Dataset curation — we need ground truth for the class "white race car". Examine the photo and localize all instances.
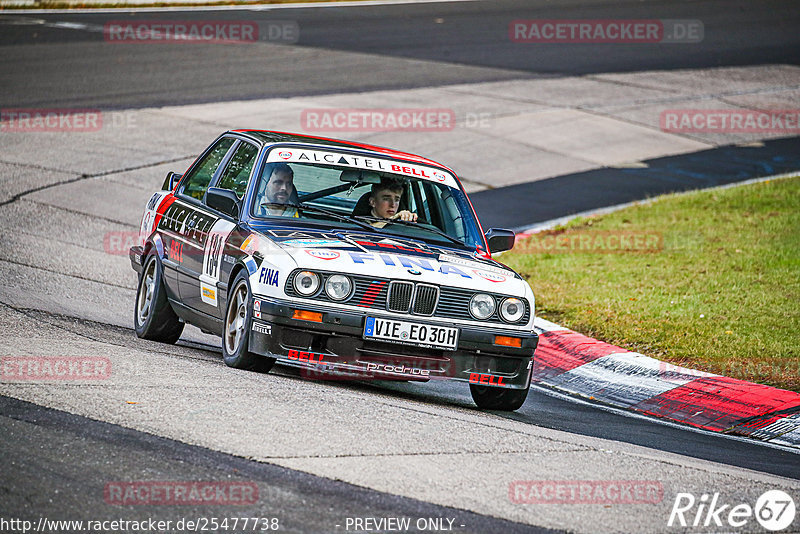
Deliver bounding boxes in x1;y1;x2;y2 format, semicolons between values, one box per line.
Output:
131;130;538;410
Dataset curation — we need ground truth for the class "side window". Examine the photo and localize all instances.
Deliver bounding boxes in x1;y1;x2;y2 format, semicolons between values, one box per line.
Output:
216;142;258;199
438;187;467;240
409;181;432;223
178;137;235;201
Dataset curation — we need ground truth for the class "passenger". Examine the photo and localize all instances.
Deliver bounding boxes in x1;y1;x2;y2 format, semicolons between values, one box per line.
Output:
261;163;298;218
369;177;417;224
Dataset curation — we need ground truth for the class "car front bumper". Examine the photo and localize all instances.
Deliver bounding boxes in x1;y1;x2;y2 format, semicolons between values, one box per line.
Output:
248;296;538;389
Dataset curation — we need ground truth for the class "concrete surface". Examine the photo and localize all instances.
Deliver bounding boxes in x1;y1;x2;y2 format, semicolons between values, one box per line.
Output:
1;63;799;533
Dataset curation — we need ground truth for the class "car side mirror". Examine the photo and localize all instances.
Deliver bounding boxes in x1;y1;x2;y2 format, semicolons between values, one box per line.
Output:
485;228;516;253
206;187;240;218
162;171;182;191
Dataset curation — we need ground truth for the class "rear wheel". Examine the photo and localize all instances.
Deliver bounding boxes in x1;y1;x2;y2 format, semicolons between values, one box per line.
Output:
470;383;529;411
134;253;184;343
222;271;275;372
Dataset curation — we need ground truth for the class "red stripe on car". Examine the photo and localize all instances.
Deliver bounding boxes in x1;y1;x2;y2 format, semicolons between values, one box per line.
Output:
358;281;386;307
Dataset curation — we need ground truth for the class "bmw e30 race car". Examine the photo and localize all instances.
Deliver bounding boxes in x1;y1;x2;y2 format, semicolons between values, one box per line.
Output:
130;130;538;410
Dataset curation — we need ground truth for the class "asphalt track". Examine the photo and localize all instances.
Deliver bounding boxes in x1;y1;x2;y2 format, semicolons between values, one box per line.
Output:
2;1;800;532
474;135;800;230
0;0;799;108
0;395;554;534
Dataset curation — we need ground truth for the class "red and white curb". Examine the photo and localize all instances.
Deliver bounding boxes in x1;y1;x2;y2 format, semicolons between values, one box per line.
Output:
532;318;800;449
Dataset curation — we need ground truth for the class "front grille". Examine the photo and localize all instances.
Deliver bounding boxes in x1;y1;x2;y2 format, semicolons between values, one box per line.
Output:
284;270;529;325
412;284;438;316
387;281;413;312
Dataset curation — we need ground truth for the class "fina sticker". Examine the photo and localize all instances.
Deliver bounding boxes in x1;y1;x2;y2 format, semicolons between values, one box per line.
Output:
305;249;340;260
258;267;279;287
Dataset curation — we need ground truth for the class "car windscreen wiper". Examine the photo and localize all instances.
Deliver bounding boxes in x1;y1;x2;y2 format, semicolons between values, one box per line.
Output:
261;202;378;233
352;215;466;247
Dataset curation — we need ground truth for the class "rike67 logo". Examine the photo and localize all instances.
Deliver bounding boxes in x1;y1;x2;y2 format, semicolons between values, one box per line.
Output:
668;490;796;531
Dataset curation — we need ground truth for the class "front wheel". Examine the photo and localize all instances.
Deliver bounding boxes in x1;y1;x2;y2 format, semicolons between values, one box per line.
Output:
222;271;275;372
470;383;529;411
134;253;184;344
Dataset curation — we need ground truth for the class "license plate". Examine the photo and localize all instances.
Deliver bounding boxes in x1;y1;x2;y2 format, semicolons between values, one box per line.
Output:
363;317;458;350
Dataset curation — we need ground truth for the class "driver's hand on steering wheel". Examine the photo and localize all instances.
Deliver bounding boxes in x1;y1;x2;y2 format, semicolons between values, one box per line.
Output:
390;210;418;222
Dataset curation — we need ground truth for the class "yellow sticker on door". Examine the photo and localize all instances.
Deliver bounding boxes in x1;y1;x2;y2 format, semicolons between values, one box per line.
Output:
201;283;217;306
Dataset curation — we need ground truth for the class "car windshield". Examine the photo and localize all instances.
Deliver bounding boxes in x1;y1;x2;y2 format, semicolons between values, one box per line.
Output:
250;150;484;250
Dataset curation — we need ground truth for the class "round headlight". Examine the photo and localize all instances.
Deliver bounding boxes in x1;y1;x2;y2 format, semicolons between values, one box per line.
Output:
500;298;525;322
325;274;352;300
293;271;320;296
469;294;495;320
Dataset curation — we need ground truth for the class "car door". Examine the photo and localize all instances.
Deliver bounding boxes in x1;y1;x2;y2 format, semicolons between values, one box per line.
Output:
195;140;260;317
177;138;259;316
164;136;236;311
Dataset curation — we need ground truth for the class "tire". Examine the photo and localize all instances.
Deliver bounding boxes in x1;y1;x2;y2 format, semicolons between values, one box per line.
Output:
222;270;276;372
470;383;530;411
134;253;184;344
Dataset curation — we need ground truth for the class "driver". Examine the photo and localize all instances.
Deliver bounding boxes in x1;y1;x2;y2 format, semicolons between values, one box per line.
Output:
261;163;298;218
369;177;417;224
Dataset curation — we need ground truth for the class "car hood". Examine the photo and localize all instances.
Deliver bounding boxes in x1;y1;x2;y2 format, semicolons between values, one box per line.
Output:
253;226;529;295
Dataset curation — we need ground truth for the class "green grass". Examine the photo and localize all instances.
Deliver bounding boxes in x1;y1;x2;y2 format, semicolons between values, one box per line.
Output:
503;176;800;392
